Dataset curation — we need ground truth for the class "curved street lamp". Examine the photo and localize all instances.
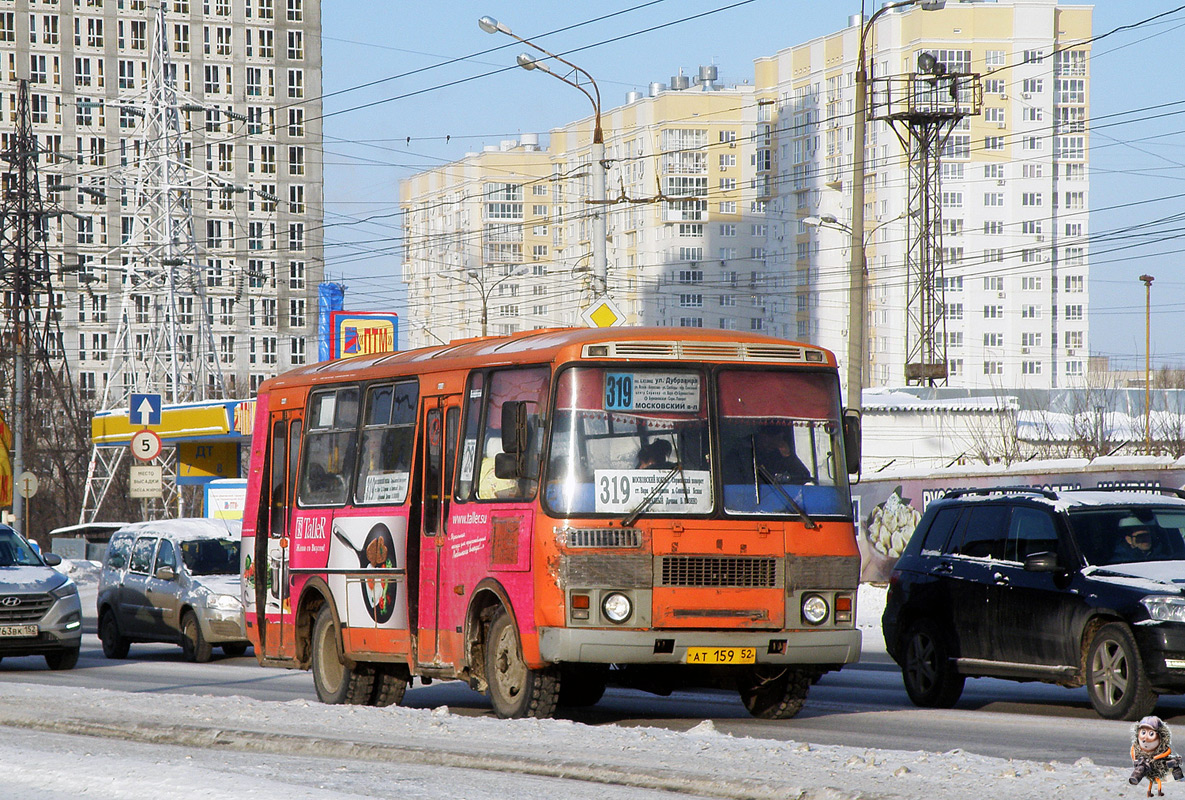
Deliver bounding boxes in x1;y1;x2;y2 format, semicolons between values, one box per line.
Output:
479;15;607;298
451;264;530;338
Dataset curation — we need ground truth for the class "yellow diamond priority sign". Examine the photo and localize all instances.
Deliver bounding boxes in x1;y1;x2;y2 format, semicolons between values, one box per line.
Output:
580;296;625;328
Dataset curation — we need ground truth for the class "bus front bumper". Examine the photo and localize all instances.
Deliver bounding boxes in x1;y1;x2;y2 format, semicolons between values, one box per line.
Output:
538;626;861;666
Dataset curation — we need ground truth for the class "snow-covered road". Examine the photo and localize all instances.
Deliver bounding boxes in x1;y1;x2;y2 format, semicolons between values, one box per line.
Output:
0;564;1154;799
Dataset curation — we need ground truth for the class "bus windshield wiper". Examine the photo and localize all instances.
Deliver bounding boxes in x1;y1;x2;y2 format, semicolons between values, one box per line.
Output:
623;462;683;527
756;464;818;530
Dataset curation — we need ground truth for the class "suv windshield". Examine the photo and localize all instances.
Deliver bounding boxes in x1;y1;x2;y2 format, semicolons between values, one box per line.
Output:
0;528;41;567
1068;508;1185;566
179;538;240;575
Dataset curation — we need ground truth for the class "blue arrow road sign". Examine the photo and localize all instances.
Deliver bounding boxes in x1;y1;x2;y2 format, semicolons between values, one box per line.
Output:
130;393;162;426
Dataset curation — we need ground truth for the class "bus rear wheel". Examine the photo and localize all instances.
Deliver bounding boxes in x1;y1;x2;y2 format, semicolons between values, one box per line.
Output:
312;605;374;705
485;608;559;719
737;665;811;720
369;663;410;707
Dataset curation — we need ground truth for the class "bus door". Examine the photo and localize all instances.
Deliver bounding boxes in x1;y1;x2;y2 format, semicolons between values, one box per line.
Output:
415;395;460;667
262;410;301;661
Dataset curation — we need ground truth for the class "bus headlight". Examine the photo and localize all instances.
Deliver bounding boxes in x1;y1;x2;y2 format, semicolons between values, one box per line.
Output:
602;592;632;624
801;593;829;625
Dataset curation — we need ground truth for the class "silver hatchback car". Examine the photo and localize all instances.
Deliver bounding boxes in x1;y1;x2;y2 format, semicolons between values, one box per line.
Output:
0;525;82;669
97;518;249;662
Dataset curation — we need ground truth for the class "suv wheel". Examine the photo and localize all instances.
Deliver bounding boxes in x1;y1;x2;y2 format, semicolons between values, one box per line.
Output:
1086;622;1157;721
901;620;965;708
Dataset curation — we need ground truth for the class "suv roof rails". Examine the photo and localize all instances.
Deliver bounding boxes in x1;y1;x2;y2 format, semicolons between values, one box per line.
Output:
942;486;1059;501
1062;486;1185;500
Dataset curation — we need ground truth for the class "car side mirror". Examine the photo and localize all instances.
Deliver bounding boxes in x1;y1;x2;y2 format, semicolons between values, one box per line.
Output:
842;409;861;476
42;553;62;567
154;565;177;581
1023;551;1060;573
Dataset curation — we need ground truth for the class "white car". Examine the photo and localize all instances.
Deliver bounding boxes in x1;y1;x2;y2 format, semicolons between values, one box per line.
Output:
96;519;249;662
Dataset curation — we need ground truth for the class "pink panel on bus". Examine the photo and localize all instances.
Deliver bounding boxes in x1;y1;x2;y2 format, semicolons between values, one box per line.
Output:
442;503;536;632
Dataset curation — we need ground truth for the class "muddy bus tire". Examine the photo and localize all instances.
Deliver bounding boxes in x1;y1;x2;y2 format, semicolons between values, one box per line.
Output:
737;665;811;720
312;605;374;705
369;663;410;707
485;607;560;719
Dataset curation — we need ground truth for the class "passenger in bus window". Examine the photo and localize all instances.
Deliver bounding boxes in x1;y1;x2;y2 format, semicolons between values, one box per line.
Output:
636;440;674;470
477;438;518;500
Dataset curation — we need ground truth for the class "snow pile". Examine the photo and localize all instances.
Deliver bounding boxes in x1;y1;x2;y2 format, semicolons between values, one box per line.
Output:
0;681;1140;800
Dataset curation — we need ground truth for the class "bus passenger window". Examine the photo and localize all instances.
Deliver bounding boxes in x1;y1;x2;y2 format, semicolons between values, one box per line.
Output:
355;381;419;505
299;386;359;507
475;367;549;502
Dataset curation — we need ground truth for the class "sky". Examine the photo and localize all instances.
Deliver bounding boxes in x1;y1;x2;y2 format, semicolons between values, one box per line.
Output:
315;1;1185;369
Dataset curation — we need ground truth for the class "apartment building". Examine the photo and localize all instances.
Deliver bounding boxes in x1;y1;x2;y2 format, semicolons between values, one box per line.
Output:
0;0;322;399
402;74;786;349
757;0;1090;389
401;0;1091;391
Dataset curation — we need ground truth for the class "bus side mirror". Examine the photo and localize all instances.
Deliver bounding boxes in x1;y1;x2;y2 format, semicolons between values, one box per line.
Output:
842;409;861;476
500;401;528;455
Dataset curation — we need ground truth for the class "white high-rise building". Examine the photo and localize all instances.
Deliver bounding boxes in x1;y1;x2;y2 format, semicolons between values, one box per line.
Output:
756;0;1090;389
0;0;323;399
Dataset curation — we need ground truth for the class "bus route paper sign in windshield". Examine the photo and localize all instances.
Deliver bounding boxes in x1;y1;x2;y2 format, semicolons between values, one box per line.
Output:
604;373;701;412
594;469;712;514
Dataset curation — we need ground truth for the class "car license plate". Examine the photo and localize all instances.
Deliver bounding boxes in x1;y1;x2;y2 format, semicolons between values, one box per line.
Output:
685;646;756;665
0;624;38;638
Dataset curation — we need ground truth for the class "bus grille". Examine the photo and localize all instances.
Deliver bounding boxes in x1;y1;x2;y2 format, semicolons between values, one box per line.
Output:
561;527;642;549
786;555;860;592
659;556;779;588
581;341;820;363
0;593;52;624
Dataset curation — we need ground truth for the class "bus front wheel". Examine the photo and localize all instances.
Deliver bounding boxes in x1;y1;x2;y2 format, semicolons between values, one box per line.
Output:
312;605;374;705
485;607;559;719
737;665;811;720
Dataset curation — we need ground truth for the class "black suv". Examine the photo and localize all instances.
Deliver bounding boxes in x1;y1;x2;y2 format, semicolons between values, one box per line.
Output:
883;487;1185;721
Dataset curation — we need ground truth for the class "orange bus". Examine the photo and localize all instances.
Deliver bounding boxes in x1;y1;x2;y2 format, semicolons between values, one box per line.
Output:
242;327;863;719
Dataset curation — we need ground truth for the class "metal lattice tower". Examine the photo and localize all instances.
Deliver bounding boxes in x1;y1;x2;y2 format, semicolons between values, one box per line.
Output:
872;59;981;386
0;80;89;536
82;5;227;521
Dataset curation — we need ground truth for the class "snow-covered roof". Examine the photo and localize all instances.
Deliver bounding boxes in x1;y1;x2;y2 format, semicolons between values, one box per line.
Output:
862;387;1018;412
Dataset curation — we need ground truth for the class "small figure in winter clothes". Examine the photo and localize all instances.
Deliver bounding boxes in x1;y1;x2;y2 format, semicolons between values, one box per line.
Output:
1130;716;1185;797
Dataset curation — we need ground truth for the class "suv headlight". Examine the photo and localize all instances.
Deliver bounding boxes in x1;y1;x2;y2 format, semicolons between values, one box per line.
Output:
207;593;242;611
49;579;78;600
1142;595;1185;623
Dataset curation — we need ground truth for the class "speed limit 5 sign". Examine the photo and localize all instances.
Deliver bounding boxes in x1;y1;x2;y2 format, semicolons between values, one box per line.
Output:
130;429;163;462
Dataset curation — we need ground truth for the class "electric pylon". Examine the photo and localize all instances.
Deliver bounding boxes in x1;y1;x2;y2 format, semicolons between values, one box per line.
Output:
81;5;227;521
872;54;981;385
0;80;89;539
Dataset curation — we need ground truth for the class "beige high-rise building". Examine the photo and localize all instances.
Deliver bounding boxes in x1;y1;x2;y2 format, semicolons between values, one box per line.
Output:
402;0;1091;392
757;0;1090;390
0;0;323;399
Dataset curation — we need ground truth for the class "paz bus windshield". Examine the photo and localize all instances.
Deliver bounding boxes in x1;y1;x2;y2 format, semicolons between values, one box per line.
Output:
544;366;850;518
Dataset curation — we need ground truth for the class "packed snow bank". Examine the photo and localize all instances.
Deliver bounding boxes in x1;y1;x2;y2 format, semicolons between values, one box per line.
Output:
0;681;1136;800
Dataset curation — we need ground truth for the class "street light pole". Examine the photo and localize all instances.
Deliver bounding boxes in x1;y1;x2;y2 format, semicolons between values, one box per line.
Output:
1140;273;1154;449
480;16;607;298
849;0;944;414
453;265;529;338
